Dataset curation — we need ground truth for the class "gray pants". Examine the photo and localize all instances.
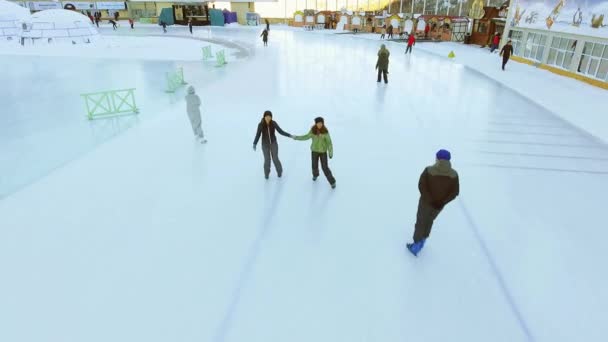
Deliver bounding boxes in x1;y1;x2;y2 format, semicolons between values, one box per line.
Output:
192;124;204;138
413;198;441;243
262;142;282;177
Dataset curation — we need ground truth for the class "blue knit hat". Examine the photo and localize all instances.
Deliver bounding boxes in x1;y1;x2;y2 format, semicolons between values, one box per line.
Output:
436;149;451;161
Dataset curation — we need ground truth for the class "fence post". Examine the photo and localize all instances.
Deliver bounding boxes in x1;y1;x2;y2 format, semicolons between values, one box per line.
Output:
216;50;227;67
202;45;213;60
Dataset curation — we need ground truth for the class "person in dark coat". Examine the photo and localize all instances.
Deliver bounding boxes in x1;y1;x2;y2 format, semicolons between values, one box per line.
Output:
161;21;167;33
109;19;117;30
260;29;269;46
500;40;514;70
265;19;270;31
376;44;390;84
405;33;415;54
253;111;292;179
387;24;394;39
188;19;193;34
490;32;500;53
407;149;460;256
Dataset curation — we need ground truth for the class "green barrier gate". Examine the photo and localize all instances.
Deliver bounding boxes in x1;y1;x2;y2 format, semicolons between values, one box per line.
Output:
202;45;213;61
216;50;227;67
166;67;187;93
81;88;139;120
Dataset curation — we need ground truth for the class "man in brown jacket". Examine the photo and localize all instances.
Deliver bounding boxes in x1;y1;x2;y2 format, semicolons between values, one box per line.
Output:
407;149;460;256
376;44;390;84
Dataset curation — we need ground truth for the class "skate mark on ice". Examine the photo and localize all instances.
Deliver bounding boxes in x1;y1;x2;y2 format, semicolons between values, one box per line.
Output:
459;199;534;342
213;181;285;342
474;150;608;162
472;140;606;149
465;163;608;175
482;130;592;139
488;122;569;129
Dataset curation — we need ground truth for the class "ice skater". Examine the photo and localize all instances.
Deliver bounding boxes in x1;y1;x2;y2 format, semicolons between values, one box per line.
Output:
387;24;394;39
376;44;390;84
161;21;167;33
490;32;500;53
260;29;268;46
500;40;514;70
293;117;336;189
253;111;292;179
265;19;270;31
406;150;460;257
188;18;193;34
380;25;386;39
185;86;206;144
128;18;134;29
405;32;415;54
109;19;117;30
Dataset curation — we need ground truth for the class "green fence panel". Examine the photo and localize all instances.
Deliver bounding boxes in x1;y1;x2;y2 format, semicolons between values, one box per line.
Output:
202;45;213;61
165;67;187;93
81;88;139;120
216;50;227;67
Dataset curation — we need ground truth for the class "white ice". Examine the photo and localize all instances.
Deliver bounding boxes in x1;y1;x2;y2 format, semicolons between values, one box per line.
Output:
1;26;607;342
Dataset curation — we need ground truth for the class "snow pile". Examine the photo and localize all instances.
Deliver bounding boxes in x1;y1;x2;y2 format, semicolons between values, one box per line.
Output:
24;9;99;44
0;35;233;61
0;0;31;40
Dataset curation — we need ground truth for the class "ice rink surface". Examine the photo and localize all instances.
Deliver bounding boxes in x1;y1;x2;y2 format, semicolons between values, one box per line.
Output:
1;27;607;342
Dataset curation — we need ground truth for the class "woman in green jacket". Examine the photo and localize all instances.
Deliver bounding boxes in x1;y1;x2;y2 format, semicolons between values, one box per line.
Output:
293;117;336;189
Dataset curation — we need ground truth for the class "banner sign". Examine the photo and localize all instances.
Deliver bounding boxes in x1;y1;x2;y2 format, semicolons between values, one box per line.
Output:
62;2;95;10
95;1;125;9
27;1;62;10
511;0;608;38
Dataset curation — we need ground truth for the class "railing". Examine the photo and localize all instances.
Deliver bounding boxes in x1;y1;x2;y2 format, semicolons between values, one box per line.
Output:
81;88;139;120
165;67;187;93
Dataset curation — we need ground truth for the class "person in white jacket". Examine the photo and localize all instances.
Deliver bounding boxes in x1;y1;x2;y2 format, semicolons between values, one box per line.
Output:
185;86;206;143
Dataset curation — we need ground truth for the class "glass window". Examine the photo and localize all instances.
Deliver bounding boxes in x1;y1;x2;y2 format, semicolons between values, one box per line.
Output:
592;44;604;57
548;49;557;64
524;32;547;62
552;37;560;48
597;60;608;80
578;41;608;80
546;36;577;70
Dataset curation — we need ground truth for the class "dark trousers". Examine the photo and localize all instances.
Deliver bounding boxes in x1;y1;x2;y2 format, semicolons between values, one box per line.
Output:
312;152;335;184
413;199;441;243
490;44;497;53
380;34;385;39
388;33;393;39
263;39;267;46
502;56;510;70
377;69;388;83
189;26;192;34
262;142;282;177
405;45;413;54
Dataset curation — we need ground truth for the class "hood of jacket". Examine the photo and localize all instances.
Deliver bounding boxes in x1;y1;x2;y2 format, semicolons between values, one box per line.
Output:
428;160;457;178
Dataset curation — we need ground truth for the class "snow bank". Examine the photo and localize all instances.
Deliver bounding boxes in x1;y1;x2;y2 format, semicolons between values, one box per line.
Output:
0;35;234;61
0;0;30;21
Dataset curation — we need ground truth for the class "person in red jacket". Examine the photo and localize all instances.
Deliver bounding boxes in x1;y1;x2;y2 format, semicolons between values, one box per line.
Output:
424;23;430;38
405;32;416;54
490;32;501;53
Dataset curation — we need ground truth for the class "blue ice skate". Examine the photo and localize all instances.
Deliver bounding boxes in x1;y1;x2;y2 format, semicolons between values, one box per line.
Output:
406;239;426;257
